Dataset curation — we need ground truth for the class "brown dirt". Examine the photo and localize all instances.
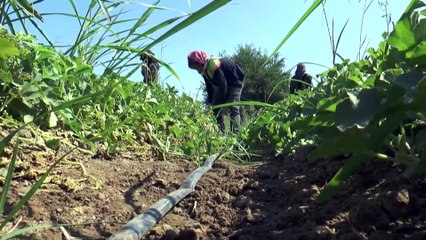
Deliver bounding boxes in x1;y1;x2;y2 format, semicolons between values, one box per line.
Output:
1;135;426;240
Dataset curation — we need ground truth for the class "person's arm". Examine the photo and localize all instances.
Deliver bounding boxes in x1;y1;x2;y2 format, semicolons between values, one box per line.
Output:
204;77;214;104
212;68;228;105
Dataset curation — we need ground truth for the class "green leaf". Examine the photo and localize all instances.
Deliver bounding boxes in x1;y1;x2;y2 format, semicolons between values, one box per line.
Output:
316;96;342;112
413;18;426;43
0;224;58;240
0;128;21;157
408;40;426;61
48;112;58;128
388;0;425;51
0;37;19;58
308;127;364;161
21;83;39;94
409;76;426;112
335;89;383;130
303;111;334;127
9;98;36;117
0;141;19;216
0;69;14;83
23;115;34;123
315;152;368;204
44;138;60;150
0;149;75;231
394;71;424;104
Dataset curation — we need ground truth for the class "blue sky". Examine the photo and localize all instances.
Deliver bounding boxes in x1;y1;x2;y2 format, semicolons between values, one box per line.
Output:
18;0;408;100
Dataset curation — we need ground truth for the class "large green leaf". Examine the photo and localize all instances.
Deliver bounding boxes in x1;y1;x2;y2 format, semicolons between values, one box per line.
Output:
408;76;426;112
394;71;425;104
335;88;383;130
0;69;14;83
8;98;36;117
406;18;426;63
388;0;425;51
315;112;406;203
316;96;342;112
408;41;426;62
308;127;364;161
413;17;426;44
0;37;19;58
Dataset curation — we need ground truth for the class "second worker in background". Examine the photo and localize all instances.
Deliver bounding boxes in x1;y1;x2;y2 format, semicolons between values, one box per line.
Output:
290;63;312;94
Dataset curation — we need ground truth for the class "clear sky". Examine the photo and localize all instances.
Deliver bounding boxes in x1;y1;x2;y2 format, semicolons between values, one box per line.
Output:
17;0;408;100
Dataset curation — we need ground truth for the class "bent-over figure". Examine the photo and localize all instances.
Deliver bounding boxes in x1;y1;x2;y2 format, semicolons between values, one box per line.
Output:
140;50;159;84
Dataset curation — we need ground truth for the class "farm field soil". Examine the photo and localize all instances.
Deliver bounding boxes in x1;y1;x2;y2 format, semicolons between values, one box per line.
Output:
2;140;426;240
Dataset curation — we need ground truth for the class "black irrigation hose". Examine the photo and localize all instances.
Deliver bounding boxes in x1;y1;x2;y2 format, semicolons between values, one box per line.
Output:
109;153;221;240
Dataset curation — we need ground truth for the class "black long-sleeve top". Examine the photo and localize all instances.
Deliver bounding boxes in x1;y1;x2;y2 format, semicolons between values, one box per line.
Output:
202;58;244;105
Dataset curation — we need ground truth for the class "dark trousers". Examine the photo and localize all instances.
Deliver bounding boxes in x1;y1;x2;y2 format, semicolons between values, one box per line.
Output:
213;87;243;133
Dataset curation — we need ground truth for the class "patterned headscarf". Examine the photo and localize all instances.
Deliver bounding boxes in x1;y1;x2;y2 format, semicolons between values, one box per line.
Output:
187;50;208;64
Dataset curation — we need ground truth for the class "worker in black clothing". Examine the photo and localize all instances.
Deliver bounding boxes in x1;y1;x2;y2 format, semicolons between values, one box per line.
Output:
140;50;159;84
290;63;312;94
187;50;245;133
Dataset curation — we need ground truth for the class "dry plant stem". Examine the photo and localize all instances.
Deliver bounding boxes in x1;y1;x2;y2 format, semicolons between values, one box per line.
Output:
61;160;103;189
357;0;374;60
60;226;81;240
6;216;22;234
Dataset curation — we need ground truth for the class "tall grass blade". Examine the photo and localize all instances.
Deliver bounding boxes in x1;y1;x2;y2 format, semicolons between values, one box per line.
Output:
0;147;76;231
96;0;111;22
0;139;19;216
126;0;160;40
315;152;367;204
14;0;43;21
334;18;349;64
129;16;183;46
212;100;276;110
0;224;59;240
141;0;231;52
264;0;324;65
267;78;291;103
9;4;28;34
0;221;107;240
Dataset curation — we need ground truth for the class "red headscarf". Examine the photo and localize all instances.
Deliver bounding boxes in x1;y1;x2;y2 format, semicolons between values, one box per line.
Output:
187;50;208;64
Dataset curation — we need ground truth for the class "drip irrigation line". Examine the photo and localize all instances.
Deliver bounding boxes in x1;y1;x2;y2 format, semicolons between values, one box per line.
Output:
109;152;222;240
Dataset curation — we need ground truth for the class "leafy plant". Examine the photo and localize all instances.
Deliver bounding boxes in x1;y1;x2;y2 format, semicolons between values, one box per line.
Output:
241;0;426;203
0;1;233;238
227;44;290;104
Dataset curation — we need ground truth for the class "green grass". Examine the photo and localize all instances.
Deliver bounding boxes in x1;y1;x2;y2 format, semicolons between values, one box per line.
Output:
0;0;425;238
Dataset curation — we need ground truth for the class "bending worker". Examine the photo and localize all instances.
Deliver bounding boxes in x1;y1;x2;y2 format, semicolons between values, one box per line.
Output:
187;50;245;133
290;63;312;94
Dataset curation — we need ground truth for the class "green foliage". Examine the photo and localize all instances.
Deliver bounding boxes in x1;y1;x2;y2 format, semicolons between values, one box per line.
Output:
0;2;425;238
0;27;224;158
0;1;232;238
228;44;290;104
241;0;426;203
